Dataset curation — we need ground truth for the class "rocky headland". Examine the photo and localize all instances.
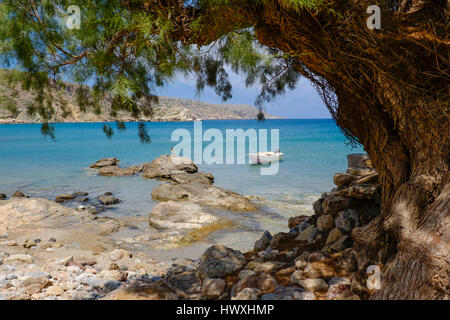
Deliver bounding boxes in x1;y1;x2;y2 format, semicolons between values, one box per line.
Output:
0;69;279;124
0;153;380;300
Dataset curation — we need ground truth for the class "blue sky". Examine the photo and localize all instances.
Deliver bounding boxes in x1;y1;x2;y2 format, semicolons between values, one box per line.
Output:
156;73;331;119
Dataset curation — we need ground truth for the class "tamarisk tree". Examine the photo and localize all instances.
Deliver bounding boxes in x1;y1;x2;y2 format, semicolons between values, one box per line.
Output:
0;0;448;299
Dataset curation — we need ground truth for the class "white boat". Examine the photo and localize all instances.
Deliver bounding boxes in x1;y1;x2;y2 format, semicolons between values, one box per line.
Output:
249;151;284;165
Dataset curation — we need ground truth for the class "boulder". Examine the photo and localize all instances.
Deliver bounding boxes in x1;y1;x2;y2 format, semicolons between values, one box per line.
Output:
149;201;218;230
347;153;370;168
98;195;120;205
90;158;119;169
269;232;295;249
288;215;309;229
151;183;257;212
231;274;259;296
259;273;278;292
322;195;350;216
197;245;246;280
142;155;198;180
295;225;318;242
201;278;226;299
312;198;324;216
333;173;359;187
326;228;343;245
253;231;272;251
12;191;28;198
335;209;360;233
316;215;334;232
0;194;6;200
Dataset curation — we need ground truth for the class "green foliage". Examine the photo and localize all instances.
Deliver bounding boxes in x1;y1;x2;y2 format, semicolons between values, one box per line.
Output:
0;0;306;140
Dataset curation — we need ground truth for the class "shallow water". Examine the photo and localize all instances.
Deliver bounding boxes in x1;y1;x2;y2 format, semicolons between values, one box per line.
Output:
0;119;363;258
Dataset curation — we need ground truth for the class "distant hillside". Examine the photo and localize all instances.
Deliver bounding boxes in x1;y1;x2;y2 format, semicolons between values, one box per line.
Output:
0;69;279;124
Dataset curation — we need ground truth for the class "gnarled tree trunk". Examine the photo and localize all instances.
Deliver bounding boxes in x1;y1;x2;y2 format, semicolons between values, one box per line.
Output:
132;0;449;299
251;0;449;299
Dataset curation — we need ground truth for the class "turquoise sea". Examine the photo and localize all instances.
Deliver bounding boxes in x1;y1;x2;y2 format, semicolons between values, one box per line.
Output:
0;119;363;254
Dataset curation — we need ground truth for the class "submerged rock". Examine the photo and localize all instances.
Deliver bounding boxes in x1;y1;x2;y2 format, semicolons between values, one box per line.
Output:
98;166;140;176
197;245;246;280
152;182;257;212
149;201;218;230
55;194;76;203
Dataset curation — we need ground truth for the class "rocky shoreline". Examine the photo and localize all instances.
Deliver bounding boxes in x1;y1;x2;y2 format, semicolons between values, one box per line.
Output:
0;153;380;300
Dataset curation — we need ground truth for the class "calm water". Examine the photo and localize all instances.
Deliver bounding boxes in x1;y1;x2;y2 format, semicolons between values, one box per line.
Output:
0;119;363;253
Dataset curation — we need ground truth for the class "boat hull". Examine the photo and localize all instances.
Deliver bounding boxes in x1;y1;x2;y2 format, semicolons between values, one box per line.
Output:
249;152;284;165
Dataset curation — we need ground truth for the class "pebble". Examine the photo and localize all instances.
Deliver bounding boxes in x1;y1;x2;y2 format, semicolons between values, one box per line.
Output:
75;273;104;288
0;233;8;239
109;249;131;261
231;287;261;300
201;278;226;299
254;261;287;273
297;278;329;292
46;285;64;296
238;269;256;279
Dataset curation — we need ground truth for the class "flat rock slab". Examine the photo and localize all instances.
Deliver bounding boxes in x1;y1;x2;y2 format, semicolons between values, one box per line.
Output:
149;201;218;230
151;182;257;212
